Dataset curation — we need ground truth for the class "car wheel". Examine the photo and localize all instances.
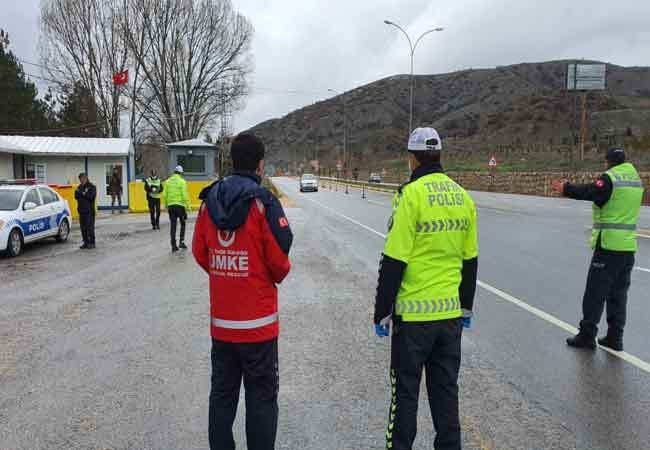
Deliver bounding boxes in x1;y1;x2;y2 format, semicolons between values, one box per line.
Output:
56;219;70;243
7;228;23;257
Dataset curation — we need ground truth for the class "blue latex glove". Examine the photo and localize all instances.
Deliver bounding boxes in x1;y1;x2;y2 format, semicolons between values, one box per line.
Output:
375;323;390;337
461;309;473;329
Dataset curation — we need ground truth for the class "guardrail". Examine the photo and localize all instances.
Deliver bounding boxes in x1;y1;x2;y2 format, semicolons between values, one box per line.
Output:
319;177;399;196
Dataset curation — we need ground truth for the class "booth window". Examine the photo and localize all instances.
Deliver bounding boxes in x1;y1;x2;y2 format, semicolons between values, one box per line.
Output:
177;154;206;174
25;163;47;184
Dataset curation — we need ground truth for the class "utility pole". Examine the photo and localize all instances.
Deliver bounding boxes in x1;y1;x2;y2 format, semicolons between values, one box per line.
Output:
580;92;588;161
328;88;349;194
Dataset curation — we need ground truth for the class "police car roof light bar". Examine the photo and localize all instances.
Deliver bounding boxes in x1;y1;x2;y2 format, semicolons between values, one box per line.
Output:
0;178;38;185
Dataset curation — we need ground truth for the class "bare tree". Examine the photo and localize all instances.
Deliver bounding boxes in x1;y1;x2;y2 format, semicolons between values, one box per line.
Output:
40;0;129;138
121;0;253;142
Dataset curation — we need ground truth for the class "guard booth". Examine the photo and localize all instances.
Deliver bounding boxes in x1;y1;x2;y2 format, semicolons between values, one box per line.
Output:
166;139;217;181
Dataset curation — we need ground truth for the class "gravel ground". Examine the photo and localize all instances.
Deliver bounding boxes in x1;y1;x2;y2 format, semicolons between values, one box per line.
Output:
1;204;583;450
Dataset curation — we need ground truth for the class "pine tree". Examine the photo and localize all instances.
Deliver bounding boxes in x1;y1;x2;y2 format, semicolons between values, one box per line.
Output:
0;30;56;133
57;81;105;137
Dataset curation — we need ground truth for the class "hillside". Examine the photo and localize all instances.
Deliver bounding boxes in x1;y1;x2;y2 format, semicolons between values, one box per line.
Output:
247;60;650;173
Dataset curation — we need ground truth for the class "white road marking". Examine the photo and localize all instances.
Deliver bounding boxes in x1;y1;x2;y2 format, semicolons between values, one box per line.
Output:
301;195;386;239
635;267;650;274
300;192;650;375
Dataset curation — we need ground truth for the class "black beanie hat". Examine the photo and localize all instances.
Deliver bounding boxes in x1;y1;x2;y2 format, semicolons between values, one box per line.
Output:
606;147;626;165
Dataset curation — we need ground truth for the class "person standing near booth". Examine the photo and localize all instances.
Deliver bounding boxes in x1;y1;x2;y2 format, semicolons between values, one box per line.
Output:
108;167;123;214
164;165;191;252
144;169;163;230
75;172;97;250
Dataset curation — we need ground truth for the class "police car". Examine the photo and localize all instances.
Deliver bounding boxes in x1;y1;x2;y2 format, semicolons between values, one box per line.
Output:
0;182;72;257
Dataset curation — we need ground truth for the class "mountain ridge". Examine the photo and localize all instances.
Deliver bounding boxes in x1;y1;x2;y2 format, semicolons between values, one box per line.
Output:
246;60;650;170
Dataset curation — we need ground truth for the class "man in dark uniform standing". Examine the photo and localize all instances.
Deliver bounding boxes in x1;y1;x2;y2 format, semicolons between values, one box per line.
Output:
553;148;644;351
75;172;97;250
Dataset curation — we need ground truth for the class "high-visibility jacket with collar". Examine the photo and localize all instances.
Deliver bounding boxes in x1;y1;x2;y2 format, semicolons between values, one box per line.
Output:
164;173;191;210
592;162;643;252
192;172;293;343
145;176;163;199
383;165;478;322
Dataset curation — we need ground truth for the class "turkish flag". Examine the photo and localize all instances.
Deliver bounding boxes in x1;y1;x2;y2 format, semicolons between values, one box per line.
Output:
112;69;129;86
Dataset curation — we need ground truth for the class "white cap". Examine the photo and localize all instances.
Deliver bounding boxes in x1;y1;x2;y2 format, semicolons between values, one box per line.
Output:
407;127;443;151
174;165;184;173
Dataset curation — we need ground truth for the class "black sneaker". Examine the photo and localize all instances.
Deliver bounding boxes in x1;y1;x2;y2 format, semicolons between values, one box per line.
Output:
566;334;596;350
172;245;179;252
598;336;623;352
179;242;188;250
80;244;88;250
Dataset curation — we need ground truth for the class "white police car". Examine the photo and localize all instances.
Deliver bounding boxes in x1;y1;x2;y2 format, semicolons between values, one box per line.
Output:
0;182;72;257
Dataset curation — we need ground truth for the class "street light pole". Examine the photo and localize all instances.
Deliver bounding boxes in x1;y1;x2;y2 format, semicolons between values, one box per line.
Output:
329;88;349;194
384;21;444;136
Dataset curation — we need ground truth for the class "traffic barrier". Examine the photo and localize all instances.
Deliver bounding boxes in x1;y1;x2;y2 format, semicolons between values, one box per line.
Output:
51;184;80;219
128;180;213;213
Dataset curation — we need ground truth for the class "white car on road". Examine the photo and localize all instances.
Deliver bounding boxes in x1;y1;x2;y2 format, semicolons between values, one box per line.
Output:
0;183;72;257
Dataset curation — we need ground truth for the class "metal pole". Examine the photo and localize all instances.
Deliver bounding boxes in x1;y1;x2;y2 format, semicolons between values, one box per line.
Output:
344;92;349;194
384;22;443;178
409;50;414;135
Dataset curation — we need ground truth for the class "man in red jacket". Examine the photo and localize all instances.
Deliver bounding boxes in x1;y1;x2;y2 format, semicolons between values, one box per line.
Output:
193;133;293;450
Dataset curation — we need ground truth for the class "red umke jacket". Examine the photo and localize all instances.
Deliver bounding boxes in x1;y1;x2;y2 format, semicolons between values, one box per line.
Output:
193;172;293;343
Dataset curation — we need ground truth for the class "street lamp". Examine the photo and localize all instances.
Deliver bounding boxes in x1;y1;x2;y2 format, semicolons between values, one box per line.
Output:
328;88;349;194
384;20;444;135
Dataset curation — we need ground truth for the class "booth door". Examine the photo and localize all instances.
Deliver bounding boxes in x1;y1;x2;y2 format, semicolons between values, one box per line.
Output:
102;163;126;209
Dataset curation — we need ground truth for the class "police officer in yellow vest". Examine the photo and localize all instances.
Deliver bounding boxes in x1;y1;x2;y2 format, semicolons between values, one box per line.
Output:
144;169;163;230
553;148;643;351
374;128;478;450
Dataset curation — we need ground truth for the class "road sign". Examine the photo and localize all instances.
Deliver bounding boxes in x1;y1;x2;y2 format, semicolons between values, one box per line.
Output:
567;64;606;91
336;160;343;172
489;155;498;168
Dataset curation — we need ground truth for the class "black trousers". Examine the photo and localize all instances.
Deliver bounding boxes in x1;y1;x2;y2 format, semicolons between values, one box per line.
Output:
209;338;279;450
579;249;635;340
148;198;161;227
168;205;186;246
78;212;95;245
388;319;462;450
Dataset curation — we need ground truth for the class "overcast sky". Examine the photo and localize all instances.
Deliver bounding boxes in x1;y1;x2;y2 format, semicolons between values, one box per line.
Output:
3;0;649;134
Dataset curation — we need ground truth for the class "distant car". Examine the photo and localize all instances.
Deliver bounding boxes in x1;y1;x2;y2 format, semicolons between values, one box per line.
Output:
0;183;72;257
368;173;382;183
299;174;319;192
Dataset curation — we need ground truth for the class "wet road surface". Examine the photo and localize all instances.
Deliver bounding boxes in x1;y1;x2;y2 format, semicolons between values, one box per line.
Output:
1;179;649;450
274;177;650;450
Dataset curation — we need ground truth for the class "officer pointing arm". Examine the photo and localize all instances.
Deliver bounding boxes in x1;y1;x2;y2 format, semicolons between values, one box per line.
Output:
552;147;643;351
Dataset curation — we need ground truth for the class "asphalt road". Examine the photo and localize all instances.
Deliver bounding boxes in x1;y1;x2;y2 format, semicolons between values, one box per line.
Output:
275;176;650;450
1;178;650;450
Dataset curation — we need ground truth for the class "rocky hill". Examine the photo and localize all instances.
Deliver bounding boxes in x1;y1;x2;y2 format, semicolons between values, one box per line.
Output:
247;60;650;170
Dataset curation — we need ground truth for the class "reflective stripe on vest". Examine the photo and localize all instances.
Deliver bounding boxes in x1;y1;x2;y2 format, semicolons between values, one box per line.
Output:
593;223;637;230
211;312;278;330
395;297;460;315
612;181;643;188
